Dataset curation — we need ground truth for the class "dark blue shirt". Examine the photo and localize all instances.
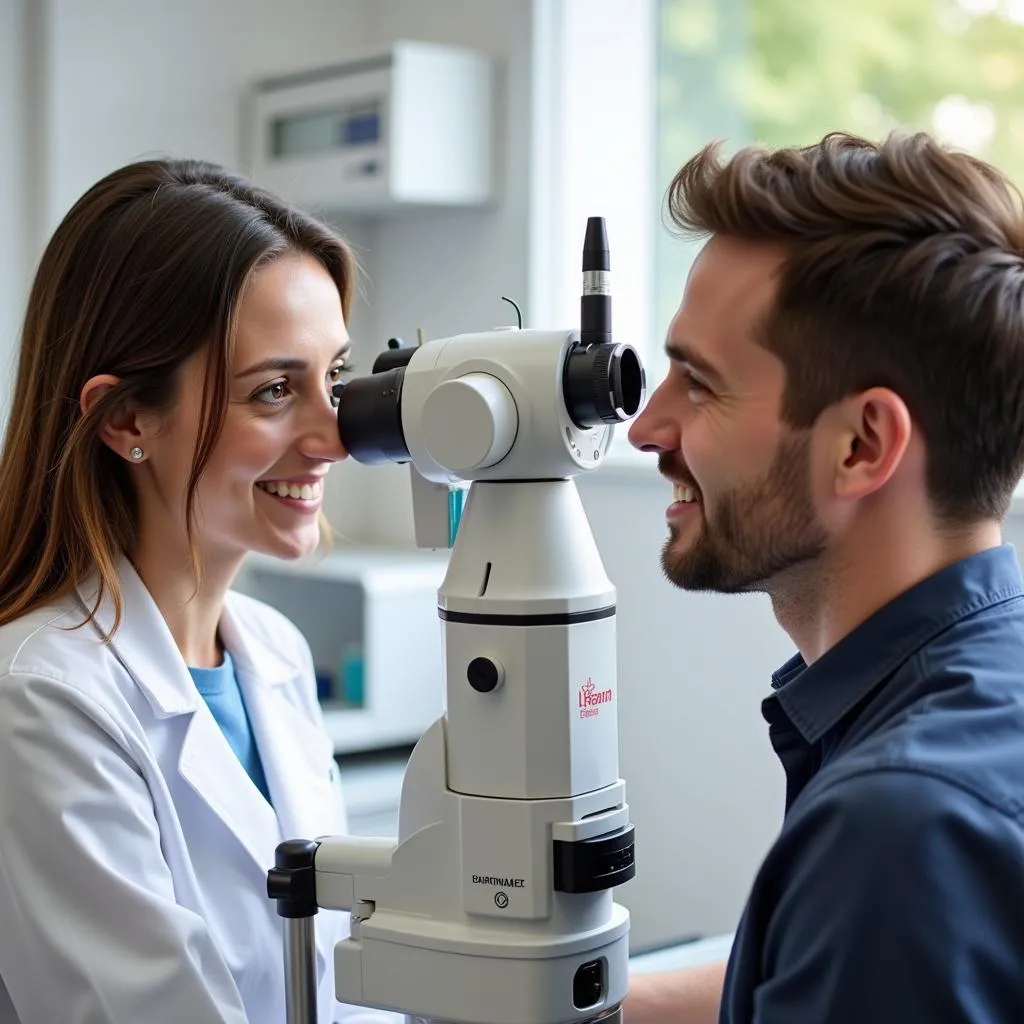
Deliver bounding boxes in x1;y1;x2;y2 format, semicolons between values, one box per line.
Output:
721;544;1024;1024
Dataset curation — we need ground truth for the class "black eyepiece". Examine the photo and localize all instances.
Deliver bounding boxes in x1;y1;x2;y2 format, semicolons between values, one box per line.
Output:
335;339;416;464
562;342;646;428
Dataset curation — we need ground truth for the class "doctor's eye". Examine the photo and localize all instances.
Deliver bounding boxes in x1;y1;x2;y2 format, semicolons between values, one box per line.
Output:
327;363;356;407
328;362;355;382
253;380;290;405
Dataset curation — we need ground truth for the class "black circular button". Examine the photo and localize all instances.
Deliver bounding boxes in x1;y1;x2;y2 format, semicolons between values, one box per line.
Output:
467;657;502;693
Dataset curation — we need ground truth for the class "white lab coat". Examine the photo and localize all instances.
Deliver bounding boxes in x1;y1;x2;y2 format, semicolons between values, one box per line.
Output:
0;558;391;1024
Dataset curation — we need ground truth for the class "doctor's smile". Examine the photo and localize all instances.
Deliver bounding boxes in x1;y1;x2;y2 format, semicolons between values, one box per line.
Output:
255;475;326;511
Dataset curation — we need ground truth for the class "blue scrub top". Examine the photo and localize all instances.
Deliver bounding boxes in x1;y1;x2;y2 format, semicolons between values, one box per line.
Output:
188;650;272;805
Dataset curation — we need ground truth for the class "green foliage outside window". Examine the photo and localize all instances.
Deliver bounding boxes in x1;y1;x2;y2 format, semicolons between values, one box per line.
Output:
654;0;1024;336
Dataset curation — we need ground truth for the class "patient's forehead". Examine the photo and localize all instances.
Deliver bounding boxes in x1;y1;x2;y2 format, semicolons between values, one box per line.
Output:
668;236;787;383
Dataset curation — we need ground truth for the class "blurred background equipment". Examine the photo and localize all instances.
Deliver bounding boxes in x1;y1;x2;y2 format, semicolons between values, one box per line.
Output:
247;41;493;215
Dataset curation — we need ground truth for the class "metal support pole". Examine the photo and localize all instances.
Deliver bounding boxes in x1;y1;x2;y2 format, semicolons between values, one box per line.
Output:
268;838;321;1024
283;916;318;1024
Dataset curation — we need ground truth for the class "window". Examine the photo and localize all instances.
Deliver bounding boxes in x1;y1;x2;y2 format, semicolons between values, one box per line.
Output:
655;0;1024;355
533;0;1024;465
529;0;657;404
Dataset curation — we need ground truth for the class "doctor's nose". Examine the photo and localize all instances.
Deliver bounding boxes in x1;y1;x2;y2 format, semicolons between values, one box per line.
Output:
300;401;349;463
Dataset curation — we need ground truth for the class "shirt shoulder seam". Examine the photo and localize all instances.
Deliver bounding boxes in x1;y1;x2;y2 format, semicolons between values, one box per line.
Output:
808;759;1024;824
783;587;1024;741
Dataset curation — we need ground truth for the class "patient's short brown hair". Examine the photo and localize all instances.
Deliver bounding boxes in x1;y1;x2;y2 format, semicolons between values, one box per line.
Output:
668;132;1024;524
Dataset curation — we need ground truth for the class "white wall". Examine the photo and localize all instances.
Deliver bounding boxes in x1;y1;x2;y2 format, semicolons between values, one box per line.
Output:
0;0;37;423
43;0;370;229
577;470;790;945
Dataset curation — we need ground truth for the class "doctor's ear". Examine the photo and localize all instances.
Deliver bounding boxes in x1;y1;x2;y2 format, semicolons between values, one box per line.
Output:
80;374;158;464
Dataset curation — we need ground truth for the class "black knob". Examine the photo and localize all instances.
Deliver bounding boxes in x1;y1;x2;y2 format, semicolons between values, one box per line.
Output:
371;337;416;374
467;657;503;693
267;838;319;919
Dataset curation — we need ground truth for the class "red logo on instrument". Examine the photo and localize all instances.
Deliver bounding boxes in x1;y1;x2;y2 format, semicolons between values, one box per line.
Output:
577;677;613;718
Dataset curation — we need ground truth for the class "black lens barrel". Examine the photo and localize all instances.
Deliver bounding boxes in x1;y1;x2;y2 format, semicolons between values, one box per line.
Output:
334;366;409;464
563;342;645;429
334;338;415;464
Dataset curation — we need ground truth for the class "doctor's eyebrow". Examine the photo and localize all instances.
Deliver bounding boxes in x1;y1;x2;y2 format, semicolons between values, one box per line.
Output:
664;339;727;388
235;344;352;378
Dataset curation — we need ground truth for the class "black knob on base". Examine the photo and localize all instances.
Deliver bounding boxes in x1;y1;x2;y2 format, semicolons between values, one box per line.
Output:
267;838;320;919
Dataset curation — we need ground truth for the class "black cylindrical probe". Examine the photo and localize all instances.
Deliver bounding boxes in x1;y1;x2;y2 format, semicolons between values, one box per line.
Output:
580;217;611;346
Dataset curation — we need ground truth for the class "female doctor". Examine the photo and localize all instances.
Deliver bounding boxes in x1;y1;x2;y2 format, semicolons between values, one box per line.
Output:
0;158;397;1024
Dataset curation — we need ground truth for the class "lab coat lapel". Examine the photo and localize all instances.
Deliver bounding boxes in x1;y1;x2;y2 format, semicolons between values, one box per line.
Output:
219;594;339;844
79;559;281;879
220;593;341;977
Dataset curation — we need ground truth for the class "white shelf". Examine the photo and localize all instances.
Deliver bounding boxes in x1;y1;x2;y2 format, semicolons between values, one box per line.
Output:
322;706;431;755
237;547;449;755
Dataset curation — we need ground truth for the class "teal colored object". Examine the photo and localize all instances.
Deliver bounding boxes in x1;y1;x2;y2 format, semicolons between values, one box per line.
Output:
341;644;365;706
448;487;467;546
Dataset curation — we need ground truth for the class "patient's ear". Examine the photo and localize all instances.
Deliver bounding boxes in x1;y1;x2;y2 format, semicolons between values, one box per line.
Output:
831;387;912;501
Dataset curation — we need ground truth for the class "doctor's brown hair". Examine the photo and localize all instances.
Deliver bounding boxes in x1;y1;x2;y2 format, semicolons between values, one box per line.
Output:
0;159;356;630
667;131;1024;525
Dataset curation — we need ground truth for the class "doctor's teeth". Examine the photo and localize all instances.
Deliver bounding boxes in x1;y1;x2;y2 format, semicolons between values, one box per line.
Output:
257;480;321;499
673;484;697;504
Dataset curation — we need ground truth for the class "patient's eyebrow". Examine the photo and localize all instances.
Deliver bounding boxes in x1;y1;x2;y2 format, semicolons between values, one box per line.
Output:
664;339;726;387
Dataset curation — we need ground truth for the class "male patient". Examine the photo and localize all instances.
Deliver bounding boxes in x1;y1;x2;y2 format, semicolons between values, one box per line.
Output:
625;131;1024;1023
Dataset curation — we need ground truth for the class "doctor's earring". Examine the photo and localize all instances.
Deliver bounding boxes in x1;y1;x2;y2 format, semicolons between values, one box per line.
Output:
129;446;145;462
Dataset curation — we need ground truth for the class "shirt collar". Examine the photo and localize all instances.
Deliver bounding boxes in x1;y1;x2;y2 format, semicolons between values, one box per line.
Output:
766;544;1024;744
